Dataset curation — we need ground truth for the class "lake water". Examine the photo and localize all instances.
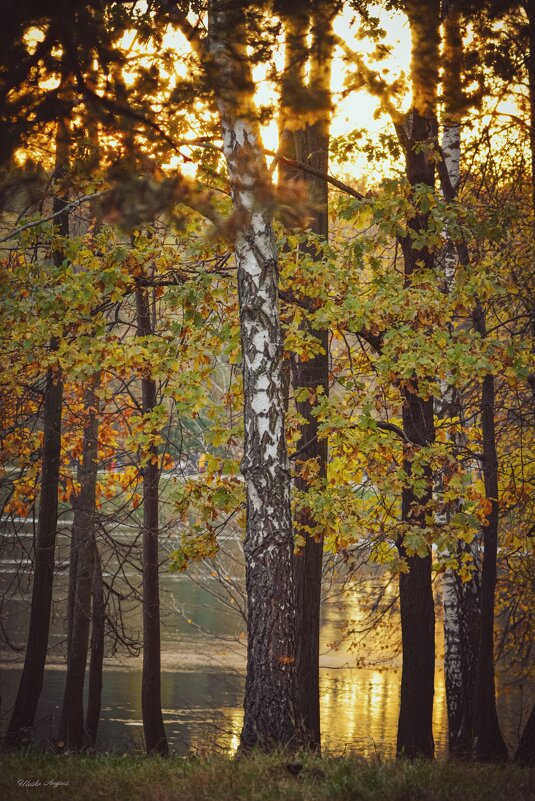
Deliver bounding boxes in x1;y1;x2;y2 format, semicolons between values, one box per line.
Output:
0;518;531;756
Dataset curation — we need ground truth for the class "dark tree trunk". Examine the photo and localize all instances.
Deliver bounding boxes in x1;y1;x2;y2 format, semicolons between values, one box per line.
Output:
6;366;63;747
292;324;327;750
136;286;168;756
6;125;68;746
57;382;99;750
397;392;436;760
279;3;334;751
208;0;298;751
515;703;535;766
84;552;104;749
524;0;535;409
291;143;329;750
396;103;437;760
528;0;535;223
66;505;79;661
472;305;508;763
397;551;435;759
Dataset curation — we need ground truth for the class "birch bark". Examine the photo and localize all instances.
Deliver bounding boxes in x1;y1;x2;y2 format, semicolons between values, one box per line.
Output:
439;0;480;759
208;0;297;750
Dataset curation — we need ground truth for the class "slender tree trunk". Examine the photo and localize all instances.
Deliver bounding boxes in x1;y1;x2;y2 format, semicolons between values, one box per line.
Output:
136;286;168;756
66;503;79;662
6;124;68;747
437;124;506;763
292;195;328;750
515;702;535;766
395;7;439;751
84;551;104;749
472;304;508;763
439;0;481;757
524;0;535;410
279;2;334;750
442;550;480;756
208;0;298;751
397;393;436;760
520;21;535;747
6;367;63;746
57;382;99;750
527;0;535;223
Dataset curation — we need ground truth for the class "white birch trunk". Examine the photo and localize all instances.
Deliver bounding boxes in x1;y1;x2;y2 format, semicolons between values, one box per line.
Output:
208;0;297;750
439;6;480;754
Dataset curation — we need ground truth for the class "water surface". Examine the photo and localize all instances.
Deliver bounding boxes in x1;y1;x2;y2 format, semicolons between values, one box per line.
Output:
1;520;531;756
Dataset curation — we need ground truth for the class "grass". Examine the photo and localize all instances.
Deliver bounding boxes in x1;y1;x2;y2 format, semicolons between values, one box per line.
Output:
0;750;533;801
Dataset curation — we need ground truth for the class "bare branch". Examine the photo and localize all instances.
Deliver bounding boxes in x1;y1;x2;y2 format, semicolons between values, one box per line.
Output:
278;155;366;200
0;192;106;243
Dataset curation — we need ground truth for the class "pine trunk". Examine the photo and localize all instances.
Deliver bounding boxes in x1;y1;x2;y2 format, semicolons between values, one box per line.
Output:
136;286;168;756
292;323;328;750
394;2;441;758
208;0;298;751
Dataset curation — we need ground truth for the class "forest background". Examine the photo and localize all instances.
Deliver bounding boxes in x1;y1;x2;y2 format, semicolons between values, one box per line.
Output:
0;0;534;784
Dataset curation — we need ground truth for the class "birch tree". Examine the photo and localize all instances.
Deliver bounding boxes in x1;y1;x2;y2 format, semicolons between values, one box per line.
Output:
207;0;298;750
438;0;481;759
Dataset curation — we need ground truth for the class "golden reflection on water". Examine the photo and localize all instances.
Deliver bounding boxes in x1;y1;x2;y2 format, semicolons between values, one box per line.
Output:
226;709;244;756
315;570;449;756
213;668;448;758
320;666;447;757
2;527;531;756
152;569;453;757
208;572;448;759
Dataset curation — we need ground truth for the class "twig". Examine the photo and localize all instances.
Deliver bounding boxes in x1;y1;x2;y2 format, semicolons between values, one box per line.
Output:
0;191;107;243
278;155;366;200
268;130;291;177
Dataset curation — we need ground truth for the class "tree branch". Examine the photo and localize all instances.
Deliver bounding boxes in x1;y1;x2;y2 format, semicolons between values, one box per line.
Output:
375;420;411;443
278;155;366;200
0;192;106;243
